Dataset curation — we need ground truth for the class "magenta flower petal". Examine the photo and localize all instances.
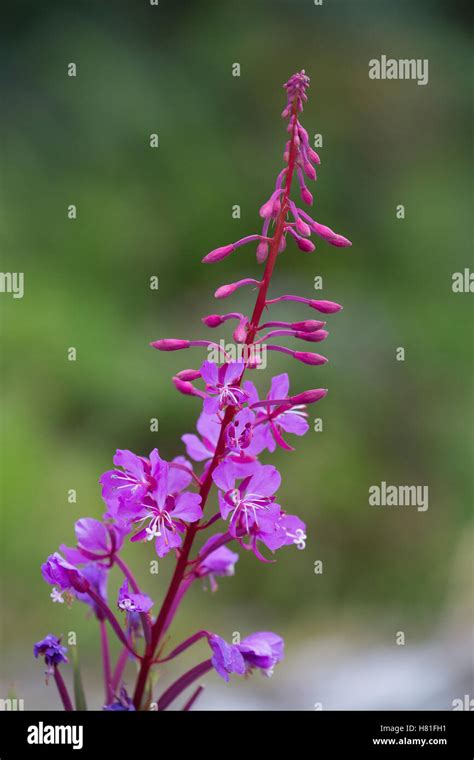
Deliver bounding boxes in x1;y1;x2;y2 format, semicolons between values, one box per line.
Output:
171;492;203;523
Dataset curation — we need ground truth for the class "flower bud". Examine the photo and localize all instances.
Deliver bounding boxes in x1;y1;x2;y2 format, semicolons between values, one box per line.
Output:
176;368;201;380
233;318;248;344
293;351;328;365
303;161;316;180
256;241;269;263
202;314;225;327
290;389;328;404
150;339;191;351
291;320;326;331
172;377;204;397
307;147;321;164
308;300;343;314
295;329;328;342
295;217;311;237
202;244;235;263
301;186;313;205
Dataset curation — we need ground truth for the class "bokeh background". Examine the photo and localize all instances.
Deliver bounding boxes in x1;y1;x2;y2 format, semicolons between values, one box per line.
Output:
1;0;472;710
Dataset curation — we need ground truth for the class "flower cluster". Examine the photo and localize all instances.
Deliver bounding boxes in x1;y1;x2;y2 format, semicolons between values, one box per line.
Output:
34;70;349;711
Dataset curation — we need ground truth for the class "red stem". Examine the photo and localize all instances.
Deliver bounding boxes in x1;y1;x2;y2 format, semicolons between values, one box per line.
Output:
132;100;300;710
182;685;204;711
157;659;213;711
53;666;74;711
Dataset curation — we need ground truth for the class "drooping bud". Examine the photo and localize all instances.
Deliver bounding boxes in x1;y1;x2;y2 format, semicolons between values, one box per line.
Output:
256;241;269;263
307;147;321;164
299;183;313;205
295;217;311;237
288;227;315;252
233;317;249;344
172;377;205;398
303;161;317;181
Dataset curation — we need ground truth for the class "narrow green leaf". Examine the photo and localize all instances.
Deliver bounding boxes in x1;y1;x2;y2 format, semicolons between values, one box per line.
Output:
71;646;87;711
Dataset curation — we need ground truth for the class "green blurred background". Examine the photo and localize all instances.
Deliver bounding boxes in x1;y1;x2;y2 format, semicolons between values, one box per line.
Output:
1;0;472;709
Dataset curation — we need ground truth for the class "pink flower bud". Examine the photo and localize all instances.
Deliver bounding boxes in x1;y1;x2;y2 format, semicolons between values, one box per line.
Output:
296;237;315;252
311;221;352;247
290;388;328;404
176;368;201;381
233;318;248;344
215;279;260;300
307;147;321;164
256;241;269;263
295;329;328;342
215;284;238;299
295;217;311;237
259;199;274;219
202;314;225;327
308;300;343;314
172;377;204;397
303;161;316;180
301;186;313;205
291;320;326;331
202;244;235;263
288;228;315;252
150;339;190;351
293;351;328;365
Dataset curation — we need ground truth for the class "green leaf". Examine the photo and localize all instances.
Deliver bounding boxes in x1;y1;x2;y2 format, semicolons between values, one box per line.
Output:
71;647;87;711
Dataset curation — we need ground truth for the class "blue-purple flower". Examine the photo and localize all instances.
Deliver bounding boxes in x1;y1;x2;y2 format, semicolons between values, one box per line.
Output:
61;517;126;567
117;580;153;613
34;635;68;669
103;686;135;711
42;553;90;594
208;631;284;680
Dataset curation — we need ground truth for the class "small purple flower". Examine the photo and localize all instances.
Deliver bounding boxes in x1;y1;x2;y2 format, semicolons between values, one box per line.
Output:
117;580;153;613
129;454;202;557
238;632;284;676
208;635;245;682
244;373;309;452
100;449;153;514
212;461;281;539
42;552;90;594
197;533;239;591
103;686;135;711
208;631;284;680
61;517;126;566
225;407;264;457
200;361;248;414
34;635;68;669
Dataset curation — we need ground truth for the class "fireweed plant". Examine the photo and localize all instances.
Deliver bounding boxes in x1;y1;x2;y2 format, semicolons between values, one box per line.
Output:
34;71;351;711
